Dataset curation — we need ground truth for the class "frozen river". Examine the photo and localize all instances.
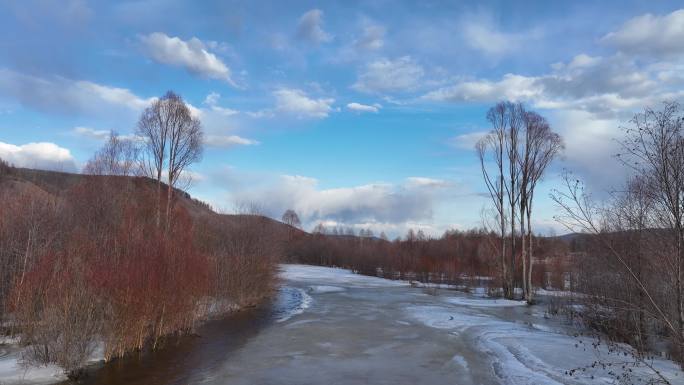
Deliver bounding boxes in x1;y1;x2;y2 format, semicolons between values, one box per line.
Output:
5;264;682;384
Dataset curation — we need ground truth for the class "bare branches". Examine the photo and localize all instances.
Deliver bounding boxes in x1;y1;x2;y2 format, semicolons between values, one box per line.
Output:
136;91;204;229
554;102;684;368
83;131;141;176
477;101;562;301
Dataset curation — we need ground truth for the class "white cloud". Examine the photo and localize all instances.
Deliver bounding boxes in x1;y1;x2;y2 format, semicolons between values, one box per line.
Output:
353;56;425;94
447;131;489;150
462;17;522;56
139;33;235;84
0;141;77;172
72;126;110;140
0;68;153;116
230;175;452;228
204;135;259;148
405;177;450;188
355;24;385;51
549;109;626;193
274;88;334;119
346;102;380;113
423;73;542;103
297;9;332;44
422;53;684;117
203;92;239;116
602;9;684;58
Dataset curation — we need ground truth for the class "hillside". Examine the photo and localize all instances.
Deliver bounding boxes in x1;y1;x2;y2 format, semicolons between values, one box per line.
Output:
0;166;301;238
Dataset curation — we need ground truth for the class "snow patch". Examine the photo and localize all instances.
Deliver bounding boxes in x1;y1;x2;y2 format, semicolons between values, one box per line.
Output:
307;285;345;294
0;352;65;385
444;296;526;308
280;264;408;288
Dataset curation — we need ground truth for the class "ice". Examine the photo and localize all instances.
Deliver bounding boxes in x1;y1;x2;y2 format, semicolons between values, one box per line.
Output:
406;301;684;385
273;286;313;322
307;285;345;294
444;296;526;308
279;264;409;288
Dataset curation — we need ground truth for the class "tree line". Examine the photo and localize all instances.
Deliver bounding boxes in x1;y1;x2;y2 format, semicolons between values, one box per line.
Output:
286;224;569;292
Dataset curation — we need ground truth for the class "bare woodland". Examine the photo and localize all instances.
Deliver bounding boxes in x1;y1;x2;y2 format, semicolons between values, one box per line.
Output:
554;102;684;365
0;91;280;376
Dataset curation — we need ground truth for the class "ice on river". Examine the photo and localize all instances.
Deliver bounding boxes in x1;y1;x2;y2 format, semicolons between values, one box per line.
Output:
3;264;683;385
279;264;409;288
279;264;684;385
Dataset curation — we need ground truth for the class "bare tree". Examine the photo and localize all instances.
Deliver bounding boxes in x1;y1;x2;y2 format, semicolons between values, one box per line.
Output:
83;131;140;176
477;121;507;296
478;102;524;299
552;101;684;368
478;102;561;300
282;209;302;228
519;111;563;303
137;91;203;228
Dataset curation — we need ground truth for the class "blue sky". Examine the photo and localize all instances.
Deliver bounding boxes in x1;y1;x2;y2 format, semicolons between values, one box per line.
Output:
1;1;683;237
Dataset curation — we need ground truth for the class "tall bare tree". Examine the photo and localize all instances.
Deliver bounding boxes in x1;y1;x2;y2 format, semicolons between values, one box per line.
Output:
137;91;203;228
518;111;563;303
477;104;510;298
478;102;561;300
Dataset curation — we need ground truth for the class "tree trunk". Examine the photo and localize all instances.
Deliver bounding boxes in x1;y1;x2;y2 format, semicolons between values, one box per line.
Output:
526;209;534;304
520;207;527;301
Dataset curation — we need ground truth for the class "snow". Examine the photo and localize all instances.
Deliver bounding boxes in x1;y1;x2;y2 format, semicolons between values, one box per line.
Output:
535;288;585;298
406;302;684;385
0;349;65;385
444;296;526;308
279;264;409;288
307;285;345;294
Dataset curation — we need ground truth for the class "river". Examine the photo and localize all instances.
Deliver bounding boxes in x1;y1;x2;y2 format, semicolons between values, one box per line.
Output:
58;264;681;385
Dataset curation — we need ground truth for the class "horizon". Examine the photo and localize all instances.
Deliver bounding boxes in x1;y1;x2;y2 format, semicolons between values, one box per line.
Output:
2;1;683;238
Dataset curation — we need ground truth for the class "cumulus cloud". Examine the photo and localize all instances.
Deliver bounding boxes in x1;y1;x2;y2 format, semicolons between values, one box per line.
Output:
203;92;239;116
353;56;425;94
297;9;332;44
423;74;542;103
139;33;235;84
346;102;381;113
230;175;452;228
204;134;259;148
549;109;626;193
422;53;684;117
0;68;153;116
274;88;335;119
602;9;684;58
0;141;77;172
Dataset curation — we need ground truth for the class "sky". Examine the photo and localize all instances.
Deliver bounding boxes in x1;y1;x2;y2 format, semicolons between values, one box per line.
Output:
1;0;683;238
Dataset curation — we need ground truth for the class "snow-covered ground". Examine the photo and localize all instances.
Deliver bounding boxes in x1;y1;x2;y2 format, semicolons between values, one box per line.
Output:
0;337;65;385
279;264;409;288
0;336;107;385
